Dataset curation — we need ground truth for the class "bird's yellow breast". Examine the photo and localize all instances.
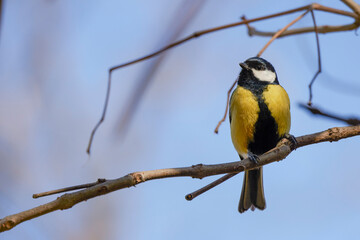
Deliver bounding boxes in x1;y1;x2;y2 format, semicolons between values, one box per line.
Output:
230;86;259;156
262;84;291;137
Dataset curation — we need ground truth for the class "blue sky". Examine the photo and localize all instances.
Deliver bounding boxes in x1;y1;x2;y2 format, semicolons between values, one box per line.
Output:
0;1;359;239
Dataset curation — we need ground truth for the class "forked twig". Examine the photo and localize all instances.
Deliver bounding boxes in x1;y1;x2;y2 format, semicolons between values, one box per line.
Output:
87;3;359;154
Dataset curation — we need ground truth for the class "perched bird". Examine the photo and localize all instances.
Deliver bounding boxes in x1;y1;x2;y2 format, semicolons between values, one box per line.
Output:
229;57;293;213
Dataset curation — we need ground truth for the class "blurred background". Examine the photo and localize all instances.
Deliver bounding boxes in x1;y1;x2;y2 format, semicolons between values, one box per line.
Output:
1;0;359;239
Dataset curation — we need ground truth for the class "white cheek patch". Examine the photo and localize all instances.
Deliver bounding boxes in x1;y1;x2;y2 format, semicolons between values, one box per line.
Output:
251;69;276;83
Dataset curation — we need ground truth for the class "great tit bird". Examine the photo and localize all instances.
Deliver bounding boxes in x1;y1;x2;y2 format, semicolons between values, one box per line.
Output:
229;57;291;213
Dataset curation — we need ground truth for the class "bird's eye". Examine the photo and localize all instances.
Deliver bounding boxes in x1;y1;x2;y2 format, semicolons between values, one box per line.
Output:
254;65;262;70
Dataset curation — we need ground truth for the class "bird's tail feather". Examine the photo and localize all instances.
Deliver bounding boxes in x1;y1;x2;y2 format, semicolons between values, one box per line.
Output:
238;167;266;213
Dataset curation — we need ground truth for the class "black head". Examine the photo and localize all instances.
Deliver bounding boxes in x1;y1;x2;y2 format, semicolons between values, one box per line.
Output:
238;57;279;86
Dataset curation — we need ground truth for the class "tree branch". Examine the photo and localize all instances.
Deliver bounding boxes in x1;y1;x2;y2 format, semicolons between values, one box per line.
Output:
1;126;360;232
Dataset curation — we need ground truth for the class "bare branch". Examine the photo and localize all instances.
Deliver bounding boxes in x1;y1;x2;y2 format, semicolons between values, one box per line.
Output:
2;126;360;232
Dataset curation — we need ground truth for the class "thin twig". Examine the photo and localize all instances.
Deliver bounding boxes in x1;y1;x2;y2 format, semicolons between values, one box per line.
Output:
308;9;322;106
1;126;359;232
33;179;107;199
299;103;360;126
185;173;237;200
87;72;112;154
214;78;237;134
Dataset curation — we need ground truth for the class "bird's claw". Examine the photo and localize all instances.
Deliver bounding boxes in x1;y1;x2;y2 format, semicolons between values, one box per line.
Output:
284;133;298;150
248;152;260;164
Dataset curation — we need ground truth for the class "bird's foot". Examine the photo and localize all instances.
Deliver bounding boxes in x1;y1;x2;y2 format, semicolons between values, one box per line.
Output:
283;133;298;150
248;152;260;164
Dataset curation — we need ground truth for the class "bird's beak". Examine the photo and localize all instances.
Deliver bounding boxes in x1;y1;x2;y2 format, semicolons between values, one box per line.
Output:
239;62;249;70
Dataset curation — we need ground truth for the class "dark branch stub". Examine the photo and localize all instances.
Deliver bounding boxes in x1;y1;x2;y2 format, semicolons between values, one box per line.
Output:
299;103;360;126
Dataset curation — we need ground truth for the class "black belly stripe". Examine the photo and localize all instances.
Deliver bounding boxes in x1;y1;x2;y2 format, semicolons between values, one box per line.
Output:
248;92;279;155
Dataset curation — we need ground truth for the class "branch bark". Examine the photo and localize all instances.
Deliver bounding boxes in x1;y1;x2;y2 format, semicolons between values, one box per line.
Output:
1;125;360;232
